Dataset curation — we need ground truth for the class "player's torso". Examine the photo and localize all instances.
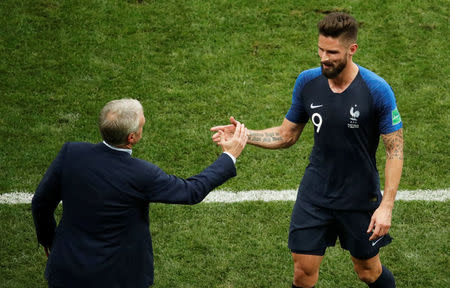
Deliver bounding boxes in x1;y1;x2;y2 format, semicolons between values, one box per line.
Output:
301;73;378;154
297;72;382;209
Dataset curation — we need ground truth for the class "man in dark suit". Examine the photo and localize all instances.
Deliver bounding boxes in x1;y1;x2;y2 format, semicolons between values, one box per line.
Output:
32;98;248;288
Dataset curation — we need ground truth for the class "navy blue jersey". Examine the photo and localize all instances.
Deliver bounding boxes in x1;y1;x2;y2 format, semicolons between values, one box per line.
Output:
286;65;402;210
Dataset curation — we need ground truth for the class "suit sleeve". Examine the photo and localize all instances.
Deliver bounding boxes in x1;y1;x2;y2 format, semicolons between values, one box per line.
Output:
144;153;236;204
32;144;66;247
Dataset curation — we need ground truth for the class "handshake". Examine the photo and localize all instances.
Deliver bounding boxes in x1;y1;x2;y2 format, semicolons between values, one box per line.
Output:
211;116;248;160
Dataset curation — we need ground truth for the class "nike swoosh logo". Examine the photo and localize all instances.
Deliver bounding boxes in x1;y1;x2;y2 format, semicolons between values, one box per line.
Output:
372;236;384;247
310;104;323;109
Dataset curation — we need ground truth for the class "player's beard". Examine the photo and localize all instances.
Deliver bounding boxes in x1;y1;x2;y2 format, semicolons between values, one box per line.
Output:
321;55;347;79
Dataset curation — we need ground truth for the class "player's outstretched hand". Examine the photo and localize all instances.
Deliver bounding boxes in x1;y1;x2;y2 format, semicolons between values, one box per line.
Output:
218;122;248;159
210;116;240;145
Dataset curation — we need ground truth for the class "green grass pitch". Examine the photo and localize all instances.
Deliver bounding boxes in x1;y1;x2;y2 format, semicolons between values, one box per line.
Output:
0;0;448;287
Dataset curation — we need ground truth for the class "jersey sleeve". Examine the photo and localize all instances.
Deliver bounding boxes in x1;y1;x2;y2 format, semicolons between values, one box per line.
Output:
376;85;403;134
286;68;320;124
360;66;403;134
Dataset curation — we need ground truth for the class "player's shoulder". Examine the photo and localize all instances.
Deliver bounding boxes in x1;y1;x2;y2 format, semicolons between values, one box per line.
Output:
293;67;322;94
358;65;391;93
297;67;322;83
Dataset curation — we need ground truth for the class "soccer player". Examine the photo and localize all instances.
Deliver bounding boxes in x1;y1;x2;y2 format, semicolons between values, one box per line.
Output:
211;12;403;288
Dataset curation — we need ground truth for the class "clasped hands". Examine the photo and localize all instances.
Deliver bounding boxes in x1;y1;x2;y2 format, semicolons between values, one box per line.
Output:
211;117;247;159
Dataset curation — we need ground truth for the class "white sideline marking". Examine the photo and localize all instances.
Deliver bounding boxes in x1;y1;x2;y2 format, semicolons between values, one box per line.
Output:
204;189;450;203
0;192;34;205
0;189;449;204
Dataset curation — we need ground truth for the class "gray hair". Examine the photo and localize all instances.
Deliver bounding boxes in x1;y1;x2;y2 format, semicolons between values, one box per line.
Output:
99;99;144;146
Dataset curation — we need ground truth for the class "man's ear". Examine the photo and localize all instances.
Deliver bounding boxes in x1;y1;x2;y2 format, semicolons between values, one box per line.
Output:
127;132;136;145
349;43;358;56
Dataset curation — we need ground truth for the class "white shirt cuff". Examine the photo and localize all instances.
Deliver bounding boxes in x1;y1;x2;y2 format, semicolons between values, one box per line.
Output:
223;152;236;164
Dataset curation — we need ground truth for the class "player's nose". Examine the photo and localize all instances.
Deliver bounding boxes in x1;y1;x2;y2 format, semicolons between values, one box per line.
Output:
320;52;329;62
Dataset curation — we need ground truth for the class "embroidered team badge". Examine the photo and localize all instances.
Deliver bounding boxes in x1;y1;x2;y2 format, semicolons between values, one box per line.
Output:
347;104;360;129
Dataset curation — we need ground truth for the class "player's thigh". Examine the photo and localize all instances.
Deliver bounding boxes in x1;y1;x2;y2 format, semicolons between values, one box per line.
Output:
292;252;324;276
289;200;336;253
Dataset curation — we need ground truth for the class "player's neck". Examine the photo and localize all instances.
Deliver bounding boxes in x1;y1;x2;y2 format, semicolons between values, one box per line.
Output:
328;62;358;93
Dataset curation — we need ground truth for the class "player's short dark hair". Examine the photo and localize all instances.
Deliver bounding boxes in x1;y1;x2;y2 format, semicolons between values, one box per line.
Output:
318;12;358;44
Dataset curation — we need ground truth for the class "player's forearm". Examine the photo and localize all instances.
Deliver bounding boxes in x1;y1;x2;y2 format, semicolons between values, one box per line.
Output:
381;129;404;208
247;127;292;149
382;158;403;208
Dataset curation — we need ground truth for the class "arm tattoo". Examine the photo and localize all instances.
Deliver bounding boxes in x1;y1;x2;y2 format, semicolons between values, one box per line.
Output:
249;131;283;143
382;129;404;160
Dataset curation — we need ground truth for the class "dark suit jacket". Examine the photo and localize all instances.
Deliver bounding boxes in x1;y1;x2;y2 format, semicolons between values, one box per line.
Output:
32;142;236;287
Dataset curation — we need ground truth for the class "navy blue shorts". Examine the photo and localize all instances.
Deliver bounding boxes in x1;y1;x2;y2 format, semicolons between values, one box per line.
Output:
288;199;392;260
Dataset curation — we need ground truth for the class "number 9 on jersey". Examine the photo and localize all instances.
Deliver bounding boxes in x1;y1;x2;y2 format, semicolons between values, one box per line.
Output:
312;113;322;133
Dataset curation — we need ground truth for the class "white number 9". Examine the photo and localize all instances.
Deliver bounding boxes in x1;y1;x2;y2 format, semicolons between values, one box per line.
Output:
312;113;322;133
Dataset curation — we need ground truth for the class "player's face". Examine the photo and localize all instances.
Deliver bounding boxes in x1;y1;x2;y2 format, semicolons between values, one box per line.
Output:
318;35;349;79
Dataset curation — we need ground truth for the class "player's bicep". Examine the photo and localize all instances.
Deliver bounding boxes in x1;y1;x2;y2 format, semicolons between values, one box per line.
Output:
381;128;403;160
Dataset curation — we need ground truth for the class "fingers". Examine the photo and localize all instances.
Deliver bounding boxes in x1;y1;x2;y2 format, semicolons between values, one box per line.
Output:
237;123;248;142
369;225;381;241
212;132;221;143
240;125;248;145
233;123;248;151
367;217;377;241
218;131;225;150
210;116;239;132
210;124;235;132
368;220;390;241
211;119;247;154
367;218;375;234
220;122;247;159
369;225;389;241
233;122;242;139
233;122;247;141
367;207;392;241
